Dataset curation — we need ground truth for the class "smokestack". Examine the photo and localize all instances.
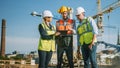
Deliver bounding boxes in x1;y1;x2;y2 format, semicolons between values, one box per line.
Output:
0;19;6;57
117;29;120;45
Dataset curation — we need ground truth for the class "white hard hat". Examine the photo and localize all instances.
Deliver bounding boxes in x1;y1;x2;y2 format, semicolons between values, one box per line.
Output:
76;7;85;15
42;10;53;17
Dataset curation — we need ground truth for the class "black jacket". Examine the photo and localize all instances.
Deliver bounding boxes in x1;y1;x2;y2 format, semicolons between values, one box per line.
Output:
38;24;54;40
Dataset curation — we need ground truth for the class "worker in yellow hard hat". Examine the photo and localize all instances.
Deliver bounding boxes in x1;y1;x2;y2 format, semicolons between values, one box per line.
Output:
58;6;71;13
56;6;76;68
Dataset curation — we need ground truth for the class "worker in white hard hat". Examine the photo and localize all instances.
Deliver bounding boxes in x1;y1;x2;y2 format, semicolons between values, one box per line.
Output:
56;6;76;68
38;10;60;68
76;7;98;68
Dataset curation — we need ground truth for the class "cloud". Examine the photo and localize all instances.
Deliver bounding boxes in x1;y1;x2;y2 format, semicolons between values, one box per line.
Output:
5;33;118;54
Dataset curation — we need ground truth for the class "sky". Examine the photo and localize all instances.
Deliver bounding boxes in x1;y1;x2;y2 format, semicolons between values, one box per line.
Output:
0;0;120;54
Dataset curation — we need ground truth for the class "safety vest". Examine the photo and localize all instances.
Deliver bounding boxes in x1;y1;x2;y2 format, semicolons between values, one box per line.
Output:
38;22;56;51
56;19;74;34
77;18;93;46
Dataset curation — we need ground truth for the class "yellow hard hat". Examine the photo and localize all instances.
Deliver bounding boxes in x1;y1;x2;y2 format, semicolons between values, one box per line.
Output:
58;6;71;13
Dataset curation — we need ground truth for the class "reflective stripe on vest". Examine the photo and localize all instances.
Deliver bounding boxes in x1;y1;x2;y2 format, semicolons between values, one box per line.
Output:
77;18;93;45
38;22;56;51
56;19;74;34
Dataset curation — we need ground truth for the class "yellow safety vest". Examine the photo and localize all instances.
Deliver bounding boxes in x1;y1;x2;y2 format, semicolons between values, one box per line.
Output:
77;18;93;46
38;22;56;51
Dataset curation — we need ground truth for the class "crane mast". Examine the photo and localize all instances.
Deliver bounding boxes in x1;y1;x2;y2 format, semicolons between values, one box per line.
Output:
93;0;120;33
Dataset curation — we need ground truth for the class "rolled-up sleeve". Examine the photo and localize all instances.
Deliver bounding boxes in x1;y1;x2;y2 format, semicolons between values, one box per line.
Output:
88;17;98;35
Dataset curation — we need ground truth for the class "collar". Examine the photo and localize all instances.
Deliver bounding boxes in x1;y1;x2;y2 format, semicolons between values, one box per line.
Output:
79;17;87;25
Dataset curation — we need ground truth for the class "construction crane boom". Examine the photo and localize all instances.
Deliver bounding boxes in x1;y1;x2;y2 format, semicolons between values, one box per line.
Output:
102;0;120;14
92;0;120;34
93;0;120;19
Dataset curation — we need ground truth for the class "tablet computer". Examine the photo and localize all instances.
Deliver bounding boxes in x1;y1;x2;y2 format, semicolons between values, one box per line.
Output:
59;30;67;35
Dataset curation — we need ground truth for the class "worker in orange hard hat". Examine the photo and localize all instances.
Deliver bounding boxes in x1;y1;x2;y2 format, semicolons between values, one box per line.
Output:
56;6;76;68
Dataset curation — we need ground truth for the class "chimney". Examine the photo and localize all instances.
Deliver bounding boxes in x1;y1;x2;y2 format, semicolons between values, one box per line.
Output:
0;19;6;57
117;29;120;45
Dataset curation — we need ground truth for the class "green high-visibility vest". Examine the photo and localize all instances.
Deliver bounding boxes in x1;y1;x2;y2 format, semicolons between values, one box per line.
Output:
77;18;93;46
38;22;56;51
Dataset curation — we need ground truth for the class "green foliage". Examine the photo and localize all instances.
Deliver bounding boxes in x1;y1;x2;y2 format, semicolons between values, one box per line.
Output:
10;55;23;60
0;56;9;60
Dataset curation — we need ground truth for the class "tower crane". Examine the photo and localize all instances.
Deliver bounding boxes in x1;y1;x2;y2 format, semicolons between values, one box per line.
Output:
94;0;120;51
30;7;73;20
31;0;120;36
92;0;120;33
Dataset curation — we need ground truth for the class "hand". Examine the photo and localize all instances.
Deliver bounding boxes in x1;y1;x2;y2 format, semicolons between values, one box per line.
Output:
67;26;73;30
55;32;61;36
88;44;93;50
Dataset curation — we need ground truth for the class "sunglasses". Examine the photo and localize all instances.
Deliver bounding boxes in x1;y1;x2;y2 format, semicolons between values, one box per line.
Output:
46;17;52;18
76;15;80;17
